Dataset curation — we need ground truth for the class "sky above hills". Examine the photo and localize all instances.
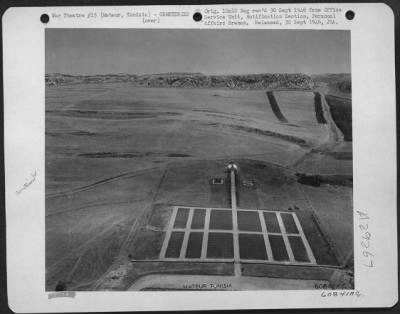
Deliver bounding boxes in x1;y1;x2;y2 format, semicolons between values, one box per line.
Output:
46;29;350;76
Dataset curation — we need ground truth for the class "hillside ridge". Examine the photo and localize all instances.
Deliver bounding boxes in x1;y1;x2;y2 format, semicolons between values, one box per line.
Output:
45;72;315;90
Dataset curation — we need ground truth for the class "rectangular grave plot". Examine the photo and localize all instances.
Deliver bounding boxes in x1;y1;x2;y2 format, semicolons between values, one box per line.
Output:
237;211;262;232
269;235;289;261
289;236;310;262
173;207;190;229
209;209;233;230
185;232;203;259
239;234;268;260
263;212;281;233
165;231;185;258
206;232;234;259
281;213;299;234
191;209;206;229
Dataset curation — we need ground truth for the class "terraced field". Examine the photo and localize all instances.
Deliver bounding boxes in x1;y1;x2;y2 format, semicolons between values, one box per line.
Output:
273;90;329;146
46;84;318;195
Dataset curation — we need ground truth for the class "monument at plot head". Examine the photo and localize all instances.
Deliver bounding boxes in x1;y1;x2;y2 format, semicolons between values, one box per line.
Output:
226;161;239;173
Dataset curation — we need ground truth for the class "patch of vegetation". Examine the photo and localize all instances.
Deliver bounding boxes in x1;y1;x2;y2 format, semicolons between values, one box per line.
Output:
45;130;97;137
296;173;352;187
337;80;351;94
311;73;351;96
325;95;352;141
47;72;315;90
78;152;152;158
314;92;327;124
326;151;352;160
71;131;97;136
242;263;335;280
266;91;288;123
167;153;192;157
46;110;181;120
227;124;307;146
78;152;192;159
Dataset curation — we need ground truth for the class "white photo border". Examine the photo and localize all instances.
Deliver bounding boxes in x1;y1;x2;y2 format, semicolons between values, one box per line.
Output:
3;3;397;312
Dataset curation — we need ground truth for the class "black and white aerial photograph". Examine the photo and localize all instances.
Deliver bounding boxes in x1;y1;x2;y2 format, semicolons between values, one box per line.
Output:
45;29;353;291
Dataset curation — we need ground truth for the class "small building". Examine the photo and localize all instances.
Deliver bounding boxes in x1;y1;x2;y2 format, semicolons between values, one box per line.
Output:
211;178;225;185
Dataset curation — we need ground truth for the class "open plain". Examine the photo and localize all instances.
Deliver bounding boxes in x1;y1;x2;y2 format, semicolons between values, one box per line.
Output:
46;74;353;291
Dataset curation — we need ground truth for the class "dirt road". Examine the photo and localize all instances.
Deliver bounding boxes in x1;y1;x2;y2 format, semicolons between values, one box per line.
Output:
128;273;329;290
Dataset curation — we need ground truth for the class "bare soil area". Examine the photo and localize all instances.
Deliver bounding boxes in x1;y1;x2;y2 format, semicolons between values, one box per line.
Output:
46;82;353;290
